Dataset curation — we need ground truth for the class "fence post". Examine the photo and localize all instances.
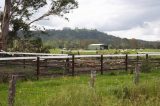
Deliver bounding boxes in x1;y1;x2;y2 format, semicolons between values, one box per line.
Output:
65;58;70;73
146;54;149;61
89;71;96;87
136;53;139;65
134;64;140;85
72;54;75;76
100;55;103;75
36;57;40;80
44;59;48;71
23;59;26;69
8;75;17;106
125;54;128;71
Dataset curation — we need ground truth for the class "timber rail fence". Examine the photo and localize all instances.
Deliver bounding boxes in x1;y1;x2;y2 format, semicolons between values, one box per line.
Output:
0;52;160;79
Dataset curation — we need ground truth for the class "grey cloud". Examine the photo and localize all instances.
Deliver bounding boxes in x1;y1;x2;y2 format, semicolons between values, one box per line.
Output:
1;0;160;41
98;0;160;31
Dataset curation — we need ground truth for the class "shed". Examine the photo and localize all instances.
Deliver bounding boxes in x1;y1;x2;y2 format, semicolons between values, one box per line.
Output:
88;44;108;50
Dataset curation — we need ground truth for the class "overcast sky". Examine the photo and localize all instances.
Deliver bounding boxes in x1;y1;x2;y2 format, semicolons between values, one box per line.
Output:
0;0;160;41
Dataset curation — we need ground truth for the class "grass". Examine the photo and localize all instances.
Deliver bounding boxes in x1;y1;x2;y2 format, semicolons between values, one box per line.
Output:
0;69;160;106
49;49;160;55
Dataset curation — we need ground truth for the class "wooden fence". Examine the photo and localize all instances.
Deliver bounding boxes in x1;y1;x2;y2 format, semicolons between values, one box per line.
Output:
0;52;160;79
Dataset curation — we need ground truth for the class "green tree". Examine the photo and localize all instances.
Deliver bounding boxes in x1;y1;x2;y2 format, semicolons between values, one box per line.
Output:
0;0;78;51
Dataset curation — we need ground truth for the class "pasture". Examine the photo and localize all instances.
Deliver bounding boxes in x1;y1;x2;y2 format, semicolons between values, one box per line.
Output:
0;49;160;106
0;69;160;106
0;0;159;105
50;49;160;55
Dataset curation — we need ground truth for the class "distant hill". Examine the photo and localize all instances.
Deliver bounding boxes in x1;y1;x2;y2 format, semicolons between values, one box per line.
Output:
31;28;160;49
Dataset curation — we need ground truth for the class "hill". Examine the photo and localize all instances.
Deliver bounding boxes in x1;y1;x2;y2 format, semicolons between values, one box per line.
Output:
32;28;160;49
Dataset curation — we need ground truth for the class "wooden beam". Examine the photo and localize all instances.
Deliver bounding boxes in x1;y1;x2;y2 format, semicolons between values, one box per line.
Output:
72;54;75;76
100;55;103;75
125;54;128;71
36;57;40;80
146;54;149;61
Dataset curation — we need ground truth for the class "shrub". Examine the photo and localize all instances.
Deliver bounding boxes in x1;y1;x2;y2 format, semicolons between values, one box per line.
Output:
112;81;160;106
108;72;117;76
140;60;153;73
0;74;9;83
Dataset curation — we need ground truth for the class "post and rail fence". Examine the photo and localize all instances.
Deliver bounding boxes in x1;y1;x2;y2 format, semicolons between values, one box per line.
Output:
0;52;160;80
0;52;159;106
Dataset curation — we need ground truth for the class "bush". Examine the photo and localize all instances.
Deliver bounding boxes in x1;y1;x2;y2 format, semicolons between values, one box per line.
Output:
0;74;9;83
140;60;153;73
112;81;160;106
108;72;117;76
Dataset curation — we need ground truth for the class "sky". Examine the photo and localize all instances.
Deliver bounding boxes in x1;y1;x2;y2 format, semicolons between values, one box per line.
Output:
0;0;160;41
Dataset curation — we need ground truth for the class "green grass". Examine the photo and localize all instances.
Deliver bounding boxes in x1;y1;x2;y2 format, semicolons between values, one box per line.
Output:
0;69;160;106
49;49;160;55
49;48;62;54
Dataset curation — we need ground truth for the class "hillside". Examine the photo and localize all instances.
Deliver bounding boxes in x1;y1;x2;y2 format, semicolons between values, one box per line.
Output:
32;28;160;49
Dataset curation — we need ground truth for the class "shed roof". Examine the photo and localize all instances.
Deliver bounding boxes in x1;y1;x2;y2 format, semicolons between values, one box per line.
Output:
89;44;105;46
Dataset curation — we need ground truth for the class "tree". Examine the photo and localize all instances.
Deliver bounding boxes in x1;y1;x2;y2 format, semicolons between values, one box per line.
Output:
0;11;3;29
0;0;11;50
130;38;138;49
0;0;78;50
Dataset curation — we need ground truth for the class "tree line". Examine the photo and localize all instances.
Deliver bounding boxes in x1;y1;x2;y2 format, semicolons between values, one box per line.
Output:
34;28;160;49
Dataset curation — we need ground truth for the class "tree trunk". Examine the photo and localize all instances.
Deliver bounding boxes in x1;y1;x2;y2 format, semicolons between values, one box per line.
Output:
0;0;11;51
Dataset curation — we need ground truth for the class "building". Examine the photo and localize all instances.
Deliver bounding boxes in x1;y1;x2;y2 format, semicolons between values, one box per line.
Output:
88;44;108;50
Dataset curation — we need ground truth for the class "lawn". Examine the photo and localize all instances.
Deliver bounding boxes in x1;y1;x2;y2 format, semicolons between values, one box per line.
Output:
0;69;160;106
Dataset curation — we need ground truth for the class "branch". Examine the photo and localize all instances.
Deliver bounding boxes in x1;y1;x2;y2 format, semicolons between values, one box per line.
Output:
10;0;23;20
28;0;78;25
28;13;50;25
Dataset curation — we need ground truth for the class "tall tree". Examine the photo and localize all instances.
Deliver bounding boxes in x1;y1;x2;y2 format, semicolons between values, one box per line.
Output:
0;0;78;50
0;0;11;50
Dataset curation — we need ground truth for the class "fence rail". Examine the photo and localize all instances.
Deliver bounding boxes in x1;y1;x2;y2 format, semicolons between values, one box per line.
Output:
0;53;159;60
0;51;67;56
0;53;160;79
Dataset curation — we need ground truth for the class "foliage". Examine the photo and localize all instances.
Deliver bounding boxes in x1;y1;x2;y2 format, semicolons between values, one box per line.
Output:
0;0;78;51
112;81;160;106
7;36;51;52
0;74;9;83
140;60;153;73
33;28;160;49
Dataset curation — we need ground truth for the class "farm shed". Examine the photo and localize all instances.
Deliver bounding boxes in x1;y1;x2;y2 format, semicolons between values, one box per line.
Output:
88;44;108;50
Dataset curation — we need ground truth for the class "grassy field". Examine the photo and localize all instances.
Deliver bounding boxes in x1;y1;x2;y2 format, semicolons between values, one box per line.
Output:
50;49;160;55
0;69;160;106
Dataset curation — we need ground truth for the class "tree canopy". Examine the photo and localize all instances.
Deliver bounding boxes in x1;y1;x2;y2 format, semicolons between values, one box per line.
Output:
0;0;78;51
